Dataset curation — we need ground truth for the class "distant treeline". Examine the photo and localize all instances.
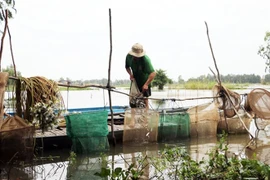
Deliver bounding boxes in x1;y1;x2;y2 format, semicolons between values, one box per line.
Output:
186;74;262;84
58;78;131;86
58;74;269;86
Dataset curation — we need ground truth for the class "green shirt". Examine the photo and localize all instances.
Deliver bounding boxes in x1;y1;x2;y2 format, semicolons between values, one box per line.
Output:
125;54;155;89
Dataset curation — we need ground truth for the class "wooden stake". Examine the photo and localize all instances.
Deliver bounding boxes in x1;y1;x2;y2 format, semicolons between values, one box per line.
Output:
107;8;116;146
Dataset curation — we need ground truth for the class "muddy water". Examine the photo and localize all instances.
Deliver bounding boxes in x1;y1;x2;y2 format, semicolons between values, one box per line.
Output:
2;87;270;179
3;127;270;180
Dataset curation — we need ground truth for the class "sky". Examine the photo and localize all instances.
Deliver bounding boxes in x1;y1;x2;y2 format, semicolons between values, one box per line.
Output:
1;0;270;81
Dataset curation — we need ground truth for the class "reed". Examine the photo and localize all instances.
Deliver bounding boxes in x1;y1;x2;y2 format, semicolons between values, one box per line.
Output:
168;81;249;90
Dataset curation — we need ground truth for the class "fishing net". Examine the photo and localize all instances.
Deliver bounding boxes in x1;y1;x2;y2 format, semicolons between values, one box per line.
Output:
246;88;270;120
123;108;159;143
187;102;219;137
158;111;190;142
0;115;34;163
65;110;109;153
129;80;145;108
217;109;252;134
212;84;241;118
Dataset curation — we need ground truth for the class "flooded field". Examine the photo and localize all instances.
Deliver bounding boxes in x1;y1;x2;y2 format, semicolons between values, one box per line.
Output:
2;128;270;179
2;87;270;179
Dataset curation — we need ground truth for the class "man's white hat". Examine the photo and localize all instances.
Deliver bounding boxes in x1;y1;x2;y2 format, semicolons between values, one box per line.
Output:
128;43;145;57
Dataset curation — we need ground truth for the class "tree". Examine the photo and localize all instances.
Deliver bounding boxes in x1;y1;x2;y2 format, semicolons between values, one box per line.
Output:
0;0;16;70
264;74;270;83
258;31;270;73
2;64;21;86
2;64;21;76
178;75;185;84
152;69;172;90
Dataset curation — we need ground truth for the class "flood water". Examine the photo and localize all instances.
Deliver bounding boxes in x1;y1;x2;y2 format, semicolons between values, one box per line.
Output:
2;86;270;179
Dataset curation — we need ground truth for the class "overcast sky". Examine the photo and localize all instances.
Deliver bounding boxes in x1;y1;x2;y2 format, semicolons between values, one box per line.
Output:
1;0;270;81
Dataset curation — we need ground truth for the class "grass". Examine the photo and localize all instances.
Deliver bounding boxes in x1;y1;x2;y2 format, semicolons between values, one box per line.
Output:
56;82;250;91
167;81;249;90
94;133;270;179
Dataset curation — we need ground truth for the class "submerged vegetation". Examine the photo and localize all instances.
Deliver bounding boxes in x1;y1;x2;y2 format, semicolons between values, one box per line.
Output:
94;133;270;179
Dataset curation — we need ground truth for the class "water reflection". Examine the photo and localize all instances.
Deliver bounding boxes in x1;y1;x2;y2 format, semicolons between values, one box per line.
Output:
3;131;270;179
3;88;270;179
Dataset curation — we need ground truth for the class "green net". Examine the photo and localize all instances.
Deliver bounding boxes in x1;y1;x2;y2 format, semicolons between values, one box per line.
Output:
71;136;110;154
65;110;109;153
65;111;109;138
158;111;190;142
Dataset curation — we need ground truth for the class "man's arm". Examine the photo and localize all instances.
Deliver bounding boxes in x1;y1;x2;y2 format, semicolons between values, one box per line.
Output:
126;68;134;80
142;71;156;91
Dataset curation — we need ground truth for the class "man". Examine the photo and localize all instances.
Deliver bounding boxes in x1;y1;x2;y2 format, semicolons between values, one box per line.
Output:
125;43;156;108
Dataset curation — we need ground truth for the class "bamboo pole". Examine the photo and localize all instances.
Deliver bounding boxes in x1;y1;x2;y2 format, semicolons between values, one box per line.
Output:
205;22;229;132
0;10;8;71
205;22;221;85
7;24;17;77
205;21;253;138
107;8;116;146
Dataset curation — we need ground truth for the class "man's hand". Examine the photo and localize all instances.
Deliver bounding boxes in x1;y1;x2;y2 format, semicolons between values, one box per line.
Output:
142;84;148;92
130;75;135;81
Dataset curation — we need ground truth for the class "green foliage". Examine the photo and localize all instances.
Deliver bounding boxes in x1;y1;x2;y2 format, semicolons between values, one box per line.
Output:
152;69;172;90
153;145;206;179
2;64;22;88
68;151;77;166
96;133;270;179
184;80;216;89
54;73;262;89
188;74;261;84
0;0;16;21
2;64;21;77
95;154;146;180
178;75;185;84
258;31;270;73
183;80;248;90
95;164;144;180
264;74;270;84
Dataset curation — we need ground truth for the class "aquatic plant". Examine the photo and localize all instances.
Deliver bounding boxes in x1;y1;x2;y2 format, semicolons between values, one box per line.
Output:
30;99;61;133
68;151;77;167
95;153;146;180
95;133;270;179
16;76;65;127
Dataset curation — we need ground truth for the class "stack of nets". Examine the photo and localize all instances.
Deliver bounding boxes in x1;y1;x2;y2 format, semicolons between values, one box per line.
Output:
212;84;254;134
245;88;270;119
245;88;270;129
0;115;34;163
212;84;241;118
